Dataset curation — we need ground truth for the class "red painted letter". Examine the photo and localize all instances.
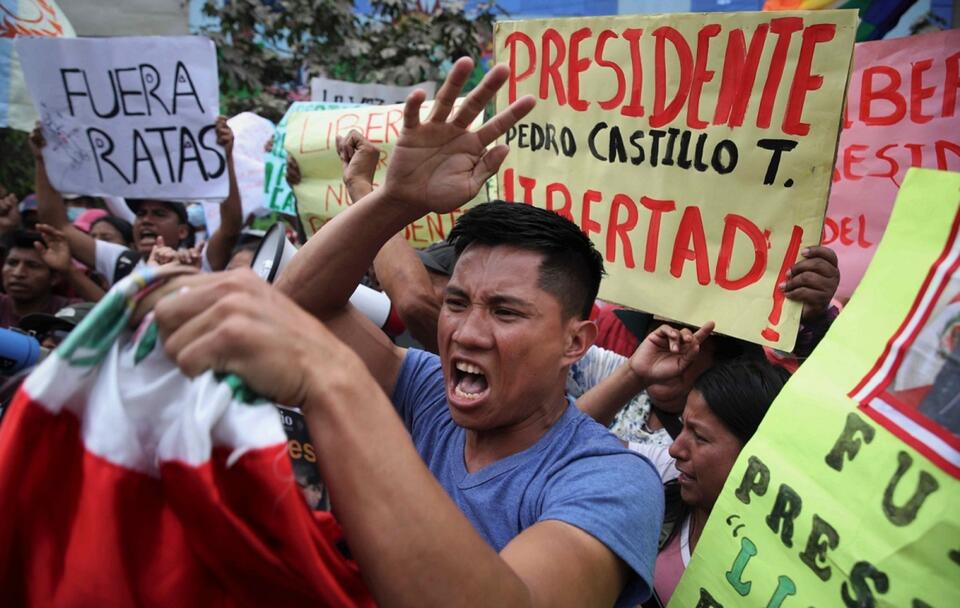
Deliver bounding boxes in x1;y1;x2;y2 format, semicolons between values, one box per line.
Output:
505;32;536;104
607;194;639;267
640;196;676;273
670;206;711;285
783;23;835;136
687;24;721;129
540;28;567;105
651;27;693;128
716;214;767;290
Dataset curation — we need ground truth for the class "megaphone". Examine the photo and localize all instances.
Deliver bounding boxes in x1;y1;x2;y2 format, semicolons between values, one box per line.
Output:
250;222;402;334
251;221;299;283
0;328;46;375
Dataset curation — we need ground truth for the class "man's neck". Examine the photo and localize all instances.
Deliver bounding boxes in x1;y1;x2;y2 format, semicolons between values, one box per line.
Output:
463;390;569;474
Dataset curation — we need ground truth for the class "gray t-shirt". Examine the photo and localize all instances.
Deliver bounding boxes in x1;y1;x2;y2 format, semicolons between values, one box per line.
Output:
393;348;665;606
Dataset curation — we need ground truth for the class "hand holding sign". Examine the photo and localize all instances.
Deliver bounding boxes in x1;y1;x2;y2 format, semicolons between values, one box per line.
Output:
382;58;535;217
28;123;45;164
784;246;840;322
215;115;234;160
336;130;381;201
285;156;301;187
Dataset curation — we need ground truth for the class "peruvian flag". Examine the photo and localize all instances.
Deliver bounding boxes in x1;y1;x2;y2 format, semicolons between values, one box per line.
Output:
0;270;372;606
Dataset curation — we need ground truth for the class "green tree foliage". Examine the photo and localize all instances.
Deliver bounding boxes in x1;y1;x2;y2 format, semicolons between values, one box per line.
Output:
0;128;34;199
204;0;501;120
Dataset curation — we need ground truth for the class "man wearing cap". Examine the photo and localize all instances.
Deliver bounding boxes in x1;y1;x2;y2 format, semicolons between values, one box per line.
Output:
18;302;94;349
29;117;244;286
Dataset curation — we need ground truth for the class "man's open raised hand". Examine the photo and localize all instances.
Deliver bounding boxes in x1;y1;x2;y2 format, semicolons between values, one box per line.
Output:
382;57;535;216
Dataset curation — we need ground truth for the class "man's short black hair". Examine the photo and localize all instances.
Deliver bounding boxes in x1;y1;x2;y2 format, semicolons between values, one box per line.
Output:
3;229;44;252
448;201;604;320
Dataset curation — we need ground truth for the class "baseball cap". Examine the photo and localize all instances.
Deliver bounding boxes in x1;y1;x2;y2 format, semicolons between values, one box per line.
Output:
73;208;108;233
416;242;456;276
18;194;38;214
126;199;189;224
19;302;96;335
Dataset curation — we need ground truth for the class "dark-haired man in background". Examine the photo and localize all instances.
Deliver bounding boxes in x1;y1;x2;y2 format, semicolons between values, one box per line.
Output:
0;230;84;328
152;58;683;606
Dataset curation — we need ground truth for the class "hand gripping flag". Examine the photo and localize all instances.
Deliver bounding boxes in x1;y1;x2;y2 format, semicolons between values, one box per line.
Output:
0;266;372;607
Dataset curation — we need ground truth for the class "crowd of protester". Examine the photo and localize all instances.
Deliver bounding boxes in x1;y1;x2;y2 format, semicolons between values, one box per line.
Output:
0;56;850;606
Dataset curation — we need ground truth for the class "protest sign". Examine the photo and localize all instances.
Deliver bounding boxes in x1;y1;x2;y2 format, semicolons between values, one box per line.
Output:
0;0;75;131
827;28;960;299
284;101;488;244
264;101;357;216
277;405;329;511
15;36;224;200
202;112;275;234
495;11;857;350
672;168;960;607
310;76;437;105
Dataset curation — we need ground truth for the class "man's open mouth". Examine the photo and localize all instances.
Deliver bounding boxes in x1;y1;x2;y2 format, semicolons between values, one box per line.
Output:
453;360;489;401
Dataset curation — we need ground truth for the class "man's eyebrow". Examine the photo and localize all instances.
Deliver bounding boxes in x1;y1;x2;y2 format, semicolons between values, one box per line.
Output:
487;294;533;309
443;286;534;309
444;285;468;298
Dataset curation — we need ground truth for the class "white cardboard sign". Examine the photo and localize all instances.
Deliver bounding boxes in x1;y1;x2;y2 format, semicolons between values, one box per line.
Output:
203;112;275;234
16;36;225;200
310;76;437;105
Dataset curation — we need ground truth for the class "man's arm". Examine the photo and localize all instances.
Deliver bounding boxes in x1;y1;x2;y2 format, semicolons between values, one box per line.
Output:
276;58;534;388
0;191;22;237
152;269;639;607
203;116;243;271
578;323;714;427
29;126;97;268
277;58;533;319
34;224;105;302
336;131;442;352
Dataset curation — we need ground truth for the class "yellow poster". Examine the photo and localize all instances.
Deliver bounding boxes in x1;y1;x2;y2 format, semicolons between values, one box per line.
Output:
285;101;488;245
495;11;857;350
673;168;960;607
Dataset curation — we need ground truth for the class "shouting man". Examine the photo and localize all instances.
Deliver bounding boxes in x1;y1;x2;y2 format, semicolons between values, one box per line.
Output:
153;59;688;606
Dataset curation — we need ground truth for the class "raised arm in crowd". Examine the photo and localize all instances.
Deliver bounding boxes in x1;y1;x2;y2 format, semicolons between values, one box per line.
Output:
152;58;670;607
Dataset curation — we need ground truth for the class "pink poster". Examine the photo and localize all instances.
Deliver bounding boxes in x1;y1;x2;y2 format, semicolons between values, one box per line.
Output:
827;28;960;299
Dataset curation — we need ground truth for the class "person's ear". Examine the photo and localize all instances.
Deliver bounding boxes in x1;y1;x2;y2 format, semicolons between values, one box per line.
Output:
178;223;189;242
561;318;597;367
50;270;63;289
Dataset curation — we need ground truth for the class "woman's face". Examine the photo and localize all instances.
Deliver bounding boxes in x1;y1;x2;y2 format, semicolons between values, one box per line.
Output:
668;390;743;511
90;220;126;246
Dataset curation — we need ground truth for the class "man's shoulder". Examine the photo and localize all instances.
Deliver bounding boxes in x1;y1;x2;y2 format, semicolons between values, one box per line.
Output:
548;405;661;487
393;348;449;434
397;348;444;390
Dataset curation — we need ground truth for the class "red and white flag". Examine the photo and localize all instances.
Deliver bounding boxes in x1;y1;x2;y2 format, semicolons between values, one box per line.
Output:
0;267;372;606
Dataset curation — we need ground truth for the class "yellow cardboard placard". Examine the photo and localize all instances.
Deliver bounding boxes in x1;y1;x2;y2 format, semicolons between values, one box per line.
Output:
673;168;960;607
285;101;489;245
495;11;858;349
